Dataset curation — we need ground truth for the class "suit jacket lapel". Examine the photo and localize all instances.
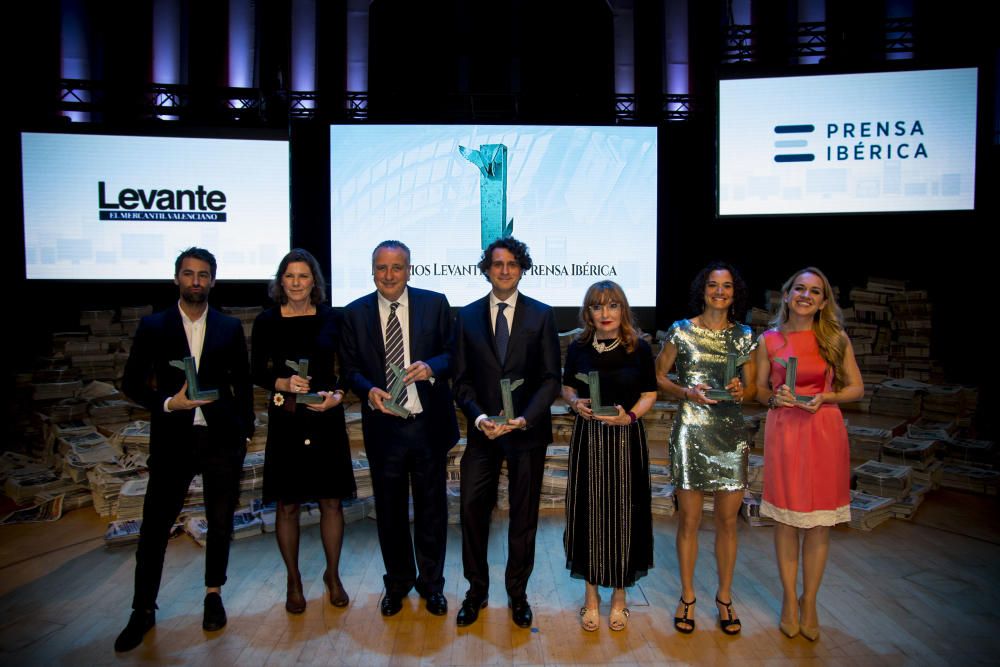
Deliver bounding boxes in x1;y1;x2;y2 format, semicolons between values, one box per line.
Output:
164;305;191;359
504;294;528;371
478;296;503;366
365;293;386;364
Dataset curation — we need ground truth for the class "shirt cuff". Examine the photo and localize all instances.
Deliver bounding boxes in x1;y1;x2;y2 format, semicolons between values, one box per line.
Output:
163;396;173;413
474;414;488;430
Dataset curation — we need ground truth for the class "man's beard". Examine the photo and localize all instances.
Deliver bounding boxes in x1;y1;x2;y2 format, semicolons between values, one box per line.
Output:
181;287;208;304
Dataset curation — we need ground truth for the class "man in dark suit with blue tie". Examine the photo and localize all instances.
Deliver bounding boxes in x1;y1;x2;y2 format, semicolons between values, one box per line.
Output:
340;240;458;618
452;237;561;628
114;247;254;652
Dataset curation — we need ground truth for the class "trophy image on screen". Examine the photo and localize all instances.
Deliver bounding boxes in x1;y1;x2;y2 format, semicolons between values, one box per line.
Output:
459;143;513;249
775;356;813;402
284;359;324;405
705;353;752;401
168;356;219;401
575;371;618;416
384;361;412;418
488;377;524;425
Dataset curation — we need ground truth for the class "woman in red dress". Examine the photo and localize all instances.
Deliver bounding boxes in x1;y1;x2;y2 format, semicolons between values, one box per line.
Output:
753;267;863;641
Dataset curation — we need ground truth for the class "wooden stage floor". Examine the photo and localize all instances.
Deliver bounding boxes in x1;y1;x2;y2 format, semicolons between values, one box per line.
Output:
1;492;999;666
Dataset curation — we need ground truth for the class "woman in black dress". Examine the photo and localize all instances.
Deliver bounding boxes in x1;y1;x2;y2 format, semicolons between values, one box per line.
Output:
251;249;356;613
562;280;657;631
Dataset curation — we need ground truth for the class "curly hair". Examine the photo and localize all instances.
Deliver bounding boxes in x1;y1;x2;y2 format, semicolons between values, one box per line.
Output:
477;236;532;279
687;261;748;323
268;248;327;305
769;267;849;391
576;280;641;353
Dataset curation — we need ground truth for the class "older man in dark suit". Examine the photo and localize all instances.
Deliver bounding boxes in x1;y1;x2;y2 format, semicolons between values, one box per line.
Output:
340;240;458;618
452;237;561;628
115;247;254;652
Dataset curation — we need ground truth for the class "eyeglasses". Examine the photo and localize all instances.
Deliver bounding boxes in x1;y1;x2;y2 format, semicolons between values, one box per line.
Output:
588;302;621;313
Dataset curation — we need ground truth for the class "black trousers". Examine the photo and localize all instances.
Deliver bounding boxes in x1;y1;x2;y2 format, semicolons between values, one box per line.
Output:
132;426;245;610
366;414;448;597
460;440;545;602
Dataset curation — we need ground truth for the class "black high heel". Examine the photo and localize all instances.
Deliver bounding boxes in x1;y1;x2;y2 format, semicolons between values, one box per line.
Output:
715;596;741;635
674;596;696;634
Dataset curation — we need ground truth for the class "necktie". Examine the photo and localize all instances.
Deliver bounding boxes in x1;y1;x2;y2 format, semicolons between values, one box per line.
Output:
495;302;509;365
384;302;406;406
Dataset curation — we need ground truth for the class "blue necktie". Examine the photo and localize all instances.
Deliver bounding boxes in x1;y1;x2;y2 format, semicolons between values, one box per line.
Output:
495;302;509;365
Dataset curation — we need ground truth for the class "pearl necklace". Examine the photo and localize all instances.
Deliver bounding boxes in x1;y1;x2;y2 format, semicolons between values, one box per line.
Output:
592;337;621;353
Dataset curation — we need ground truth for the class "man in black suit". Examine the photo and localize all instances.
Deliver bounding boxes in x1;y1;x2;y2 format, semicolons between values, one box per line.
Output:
114;247;254;652
452;237;561;628
340;240;458;618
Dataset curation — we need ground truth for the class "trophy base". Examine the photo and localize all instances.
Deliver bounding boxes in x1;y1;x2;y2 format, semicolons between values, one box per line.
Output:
794;394;814;403
487;415;509;425
298;393;324;405
190;390;220;401
704;390;734;401
592;407;618;416
385;402;411;418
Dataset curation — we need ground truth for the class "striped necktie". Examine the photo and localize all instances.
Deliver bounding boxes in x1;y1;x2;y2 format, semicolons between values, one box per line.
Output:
384;302;406;406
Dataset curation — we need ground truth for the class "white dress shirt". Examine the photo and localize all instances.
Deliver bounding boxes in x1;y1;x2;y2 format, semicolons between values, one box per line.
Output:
163;302;209;426
474;290;519;429
376;287;423;415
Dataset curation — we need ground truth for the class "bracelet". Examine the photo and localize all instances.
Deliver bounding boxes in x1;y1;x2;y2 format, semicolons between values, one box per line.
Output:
627;410;638;424
767;395;777;409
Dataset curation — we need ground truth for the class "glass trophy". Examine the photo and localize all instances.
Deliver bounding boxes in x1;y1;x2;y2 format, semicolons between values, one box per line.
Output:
284;359;324;405
384;362;411;417
705;353;751;401
575;371;618;416
459;143;513;249
488;377;524;425
168;356;219;401
775;356;813;402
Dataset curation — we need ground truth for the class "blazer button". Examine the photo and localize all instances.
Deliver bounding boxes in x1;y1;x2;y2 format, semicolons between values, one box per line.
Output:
304;438;312;446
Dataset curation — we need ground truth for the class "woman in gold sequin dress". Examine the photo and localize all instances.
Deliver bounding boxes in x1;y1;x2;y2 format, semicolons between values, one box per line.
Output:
655;262;756;635
562;281;657;631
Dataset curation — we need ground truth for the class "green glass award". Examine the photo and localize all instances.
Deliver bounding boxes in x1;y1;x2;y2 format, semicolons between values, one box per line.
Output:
705;353;751;401
168;356;219;401
488;378;524;425
384;361;412;418
575;371;618;416
459;143;513;249
284;359;324;405
775;356;813;402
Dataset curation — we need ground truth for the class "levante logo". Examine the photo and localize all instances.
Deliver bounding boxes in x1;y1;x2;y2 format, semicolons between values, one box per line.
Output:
773;120;927;163
97;181;228;221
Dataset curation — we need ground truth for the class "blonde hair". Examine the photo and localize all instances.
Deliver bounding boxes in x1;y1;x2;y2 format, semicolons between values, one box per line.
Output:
769;267;849;390
576;280;641;353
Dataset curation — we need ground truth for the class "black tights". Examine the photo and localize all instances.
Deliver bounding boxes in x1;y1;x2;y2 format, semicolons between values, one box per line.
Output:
275;499;345;583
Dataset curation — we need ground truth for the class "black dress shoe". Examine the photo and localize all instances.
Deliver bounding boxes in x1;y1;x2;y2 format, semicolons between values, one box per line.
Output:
510;598;533;628
425;592;448;616
380;593;404;617
114;610;155;652
456;597;487;627
202;592;227;631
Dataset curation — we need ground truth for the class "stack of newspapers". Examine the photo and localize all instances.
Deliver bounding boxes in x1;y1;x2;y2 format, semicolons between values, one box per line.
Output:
848;490;895;531
870;379;924;419
846;425;892;463
854;460;912;501
540;444;570;509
